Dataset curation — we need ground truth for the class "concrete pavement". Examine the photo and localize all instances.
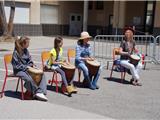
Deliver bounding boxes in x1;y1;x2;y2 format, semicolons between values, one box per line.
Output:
0;36;160;119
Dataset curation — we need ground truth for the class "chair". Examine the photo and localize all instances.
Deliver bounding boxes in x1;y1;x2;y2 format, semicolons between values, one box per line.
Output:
67;49;81;82
110;48;126;82
0;54;24;100
41;51;61;93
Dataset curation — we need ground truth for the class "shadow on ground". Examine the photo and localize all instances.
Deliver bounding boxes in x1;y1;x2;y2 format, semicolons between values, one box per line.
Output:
104;77;131;85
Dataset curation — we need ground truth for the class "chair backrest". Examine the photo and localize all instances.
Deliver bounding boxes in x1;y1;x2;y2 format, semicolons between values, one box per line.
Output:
67;49;76;63
4;54;12;73
113;48;120;60
41;51;50;69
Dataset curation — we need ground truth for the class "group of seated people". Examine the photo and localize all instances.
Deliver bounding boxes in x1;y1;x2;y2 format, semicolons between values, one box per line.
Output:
11;26;143;102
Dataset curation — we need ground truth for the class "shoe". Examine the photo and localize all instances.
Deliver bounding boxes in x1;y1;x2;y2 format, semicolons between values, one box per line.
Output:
34;93;48;101
135;80;142;86
89;83;96;90
66;85;74;96
71;84;78;93
92;83;99;89
95;85;99;89
131;80;137;86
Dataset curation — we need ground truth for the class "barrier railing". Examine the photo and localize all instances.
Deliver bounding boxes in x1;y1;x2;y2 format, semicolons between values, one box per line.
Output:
155;36;160;63
93;35;158;68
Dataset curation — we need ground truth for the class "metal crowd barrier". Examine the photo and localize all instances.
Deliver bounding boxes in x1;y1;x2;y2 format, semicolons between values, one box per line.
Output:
93;35;158;69
155;36;160;63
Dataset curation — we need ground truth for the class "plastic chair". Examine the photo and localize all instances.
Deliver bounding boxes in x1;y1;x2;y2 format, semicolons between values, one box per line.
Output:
0;54;24;100
110;48;126;82
41;51;61;93
67;49;81;82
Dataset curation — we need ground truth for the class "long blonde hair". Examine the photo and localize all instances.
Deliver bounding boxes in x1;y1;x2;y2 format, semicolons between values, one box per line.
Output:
15;36;30;56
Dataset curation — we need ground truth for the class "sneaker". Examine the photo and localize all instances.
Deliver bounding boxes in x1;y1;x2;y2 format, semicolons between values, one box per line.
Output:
94;85;99;89
34;93;48;101
89;84;96;90
135;80;142;86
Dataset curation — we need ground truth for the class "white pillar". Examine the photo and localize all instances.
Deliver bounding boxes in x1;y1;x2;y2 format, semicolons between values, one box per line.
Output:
154;1;160;27
113;1;126;34
83;1;88;31
30;0;40;24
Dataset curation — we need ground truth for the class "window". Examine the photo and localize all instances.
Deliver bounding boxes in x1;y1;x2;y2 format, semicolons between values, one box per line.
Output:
4;3;30;24
88;1;93;10
95;1;103;10
71;16;75;21
40;5;58;24
77;16;81;21
144;1;155;33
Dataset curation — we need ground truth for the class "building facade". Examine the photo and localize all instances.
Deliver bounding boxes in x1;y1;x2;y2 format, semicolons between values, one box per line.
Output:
1;0;160;36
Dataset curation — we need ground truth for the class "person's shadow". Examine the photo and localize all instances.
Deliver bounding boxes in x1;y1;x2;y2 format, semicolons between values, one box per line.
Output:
47;85;71;97
3;90;23;100
73;81;90;89
104;77;131;85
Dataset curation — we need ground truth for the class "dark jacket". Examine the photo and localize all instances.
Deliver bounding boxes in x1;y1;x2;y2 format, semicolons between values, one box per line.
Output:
11;48;33;74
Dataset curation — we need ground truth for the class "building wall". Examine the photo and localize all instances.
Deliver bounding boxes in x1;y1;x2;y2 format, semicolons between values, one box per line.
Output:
88;1;113;26
59;1;83;25
153;1;160;36
1;0;160;36
125;1;145;34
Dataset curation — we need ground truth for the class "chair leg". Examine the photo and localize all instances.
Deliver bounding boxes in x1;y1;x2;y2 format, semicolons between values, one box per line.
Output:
1;75;7;98
107;61;109;70
16;78;20;92
123;72;126;80
121;72;124;83
20;79;24;100
50;73;55;86
55;73;59;93
143;62;147;70
78;69;81;82
121;72;126;83
110;65;114;78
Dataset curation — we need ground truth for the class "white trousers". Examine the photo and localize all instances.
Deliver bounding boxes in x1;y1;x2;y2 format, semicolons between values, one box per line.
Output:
120;60;142;80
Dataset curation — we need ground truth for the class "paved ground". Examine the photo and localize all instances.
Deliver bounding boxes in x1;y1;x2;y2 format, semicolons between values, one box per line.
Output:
0;36;160;119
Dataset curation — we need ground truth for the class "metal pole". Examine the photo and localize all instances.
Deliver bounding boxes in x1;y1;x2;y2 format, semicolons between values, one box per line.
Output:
83;0;88;31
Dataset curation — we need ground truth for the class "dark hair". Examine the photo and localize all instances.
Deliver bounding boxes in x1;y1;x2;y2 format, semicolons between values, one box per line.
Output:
15;36;30;56
77;39;84;46
123;26;135;35
54;36;63;57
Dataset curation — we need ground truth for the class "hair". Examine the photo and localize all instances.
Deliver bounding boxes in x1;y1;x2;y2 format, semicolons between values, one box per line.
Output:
123;26;135;35
77;39;84;46
15;36;30;56
54;36;63;57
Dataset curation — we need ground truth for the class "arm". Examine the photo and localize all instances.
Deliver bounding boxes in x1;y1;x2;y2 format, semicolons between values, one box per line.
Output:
75;45;91;61
88;45;95;60
75;45;82;60
119;47;130;56
119;41;130;56
26;49;34;67
11;51;28;72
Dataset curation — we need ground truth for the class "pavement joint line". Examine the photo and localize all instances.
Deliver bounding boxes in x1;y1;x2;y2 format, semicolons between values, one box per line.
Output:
0;68;12;72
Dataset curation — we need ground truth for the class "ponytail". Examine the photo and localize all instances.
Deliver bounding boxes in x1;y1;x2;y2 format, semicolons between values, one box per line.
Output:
14;36;30;56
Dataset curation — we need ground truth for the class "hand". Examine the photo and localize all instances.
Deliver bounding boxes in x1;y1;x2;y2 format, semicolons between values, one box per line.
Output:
89;57;95;61
127;53;131;57
33;64;37;67
63;59;66;62
87;57;94;61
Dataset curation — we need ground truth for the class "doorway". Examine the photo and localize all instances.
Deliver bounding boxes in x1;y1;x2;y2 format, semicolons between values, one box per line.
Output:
69;13;82;36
